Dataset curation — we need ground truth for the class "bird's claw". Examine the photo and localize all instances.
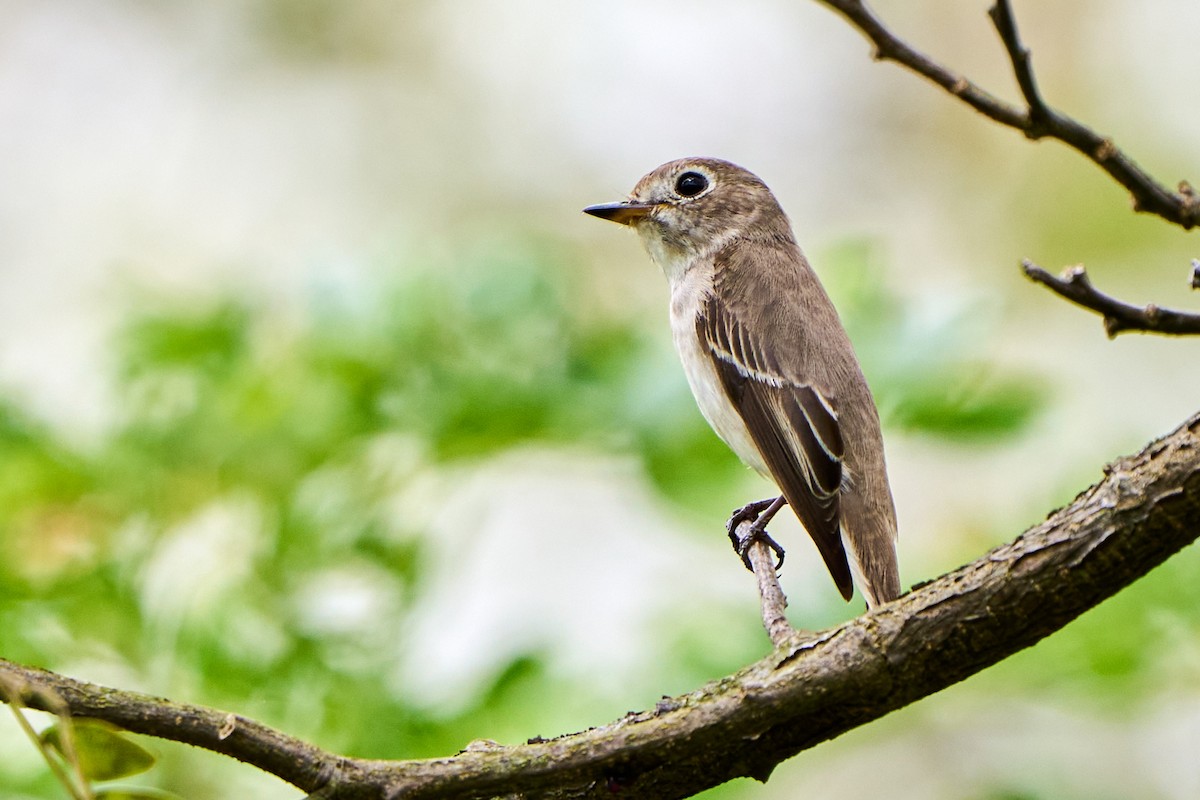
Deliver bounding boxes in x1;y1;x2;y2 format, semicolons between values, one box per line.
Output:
733;527;786;572
726;501;786;573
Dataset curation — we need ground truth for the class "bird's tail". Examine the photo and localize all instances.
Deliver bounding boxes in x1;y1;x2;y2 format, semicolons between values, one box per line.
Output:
840;515;900;609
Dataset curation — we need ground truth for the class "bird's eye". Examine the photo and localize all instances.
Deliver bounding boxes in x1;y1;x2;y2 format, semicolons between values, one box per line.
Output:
675;171;709;197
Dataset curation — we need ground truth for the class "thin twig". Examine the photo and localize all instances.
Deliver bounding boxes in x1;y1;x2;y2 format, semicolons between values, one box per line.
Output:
733;520;795;647
813;0;1199;229
1022;260;1200;337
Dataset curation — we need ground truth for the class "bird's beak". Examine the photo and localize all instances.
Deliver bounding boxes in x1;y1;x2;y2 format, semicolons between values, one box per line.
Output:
582;201;655;226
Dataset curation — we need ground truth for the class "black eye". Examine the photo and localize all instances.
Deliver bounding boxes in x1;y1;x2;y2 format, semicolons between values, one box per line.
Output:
675;171;708;197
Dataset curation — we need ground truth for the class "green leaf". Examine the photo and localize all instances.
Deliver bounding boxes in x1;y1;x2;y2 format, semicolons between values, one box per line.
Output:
42;719;157;781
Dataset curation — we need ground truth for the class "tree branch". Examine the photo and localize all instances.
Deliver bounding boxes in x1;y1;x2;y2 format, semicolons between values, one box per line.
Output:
1023;260;1200;337
813;0;1200;230
5;411;1200;799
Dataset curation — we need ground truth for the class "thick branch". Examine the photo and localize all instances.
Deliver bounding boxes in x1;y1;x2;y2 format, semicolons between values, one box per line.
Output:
813;0;1199;229
5;412;1200;799
1023;260;1200;337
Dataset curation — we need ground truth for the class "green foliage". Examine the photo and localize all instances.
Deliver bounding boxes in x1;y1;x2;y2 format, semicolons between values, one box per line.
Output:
0;237;1073;800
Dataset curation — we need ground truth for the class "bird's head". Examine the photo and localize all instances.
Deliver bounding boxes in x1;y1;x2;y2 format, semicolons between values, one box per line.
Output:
584;157;791;278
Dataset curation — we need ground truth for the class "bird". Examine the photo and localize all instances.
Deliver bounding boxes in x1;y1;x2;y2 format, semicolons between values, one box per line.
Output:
583;157;900;608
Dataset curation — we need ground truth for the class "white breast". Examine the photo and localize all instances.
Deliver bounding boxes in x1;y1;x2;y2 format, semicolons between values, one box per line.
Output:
668;269;770;478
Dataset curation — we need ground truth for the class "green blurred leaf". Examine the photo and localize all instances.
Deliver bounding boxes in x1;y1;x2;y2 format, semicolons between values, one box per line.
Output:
118;301;252;380
885;364;1046;439
42;719;156;781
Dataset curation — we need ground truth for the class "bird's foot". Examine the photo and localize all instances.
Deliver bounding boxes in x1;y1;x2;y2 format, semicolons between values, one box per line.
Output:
726;497;787;572
726;497;777;533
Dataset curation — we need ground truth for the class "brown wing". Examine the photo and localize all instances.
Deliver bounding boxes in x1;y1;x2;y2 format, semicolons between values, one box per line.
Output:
698;289;854;600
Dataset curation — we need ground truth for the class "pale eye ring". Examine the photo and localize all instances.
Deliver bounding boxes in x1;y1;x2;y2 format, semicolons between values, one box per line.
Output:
675;171;708;197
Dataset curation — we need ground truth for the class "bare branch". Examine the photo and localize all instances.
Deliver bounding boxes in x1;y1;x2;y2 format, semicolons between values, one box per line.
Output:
5;412;1200;799
1023;260;1200;337
813;0;1200;229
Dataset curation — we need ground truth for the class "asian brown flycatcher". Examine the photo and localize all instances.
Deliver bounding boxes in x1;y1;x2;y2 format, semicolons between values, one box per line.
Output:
584;157;900;608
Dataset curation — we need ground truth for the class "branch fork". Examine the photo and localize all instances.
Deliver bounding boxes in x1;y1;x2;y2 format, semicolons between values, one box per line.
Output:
818;0;1196;229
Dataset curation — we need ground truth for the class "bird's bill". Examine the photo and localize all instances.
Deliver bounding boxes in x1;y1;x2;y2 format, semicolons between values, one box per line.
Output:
582;201;655;226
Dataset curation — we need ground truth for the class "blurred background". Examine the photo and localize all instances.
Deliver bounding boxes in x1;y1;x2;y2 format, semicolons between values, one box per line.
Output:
2;1;1200;798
